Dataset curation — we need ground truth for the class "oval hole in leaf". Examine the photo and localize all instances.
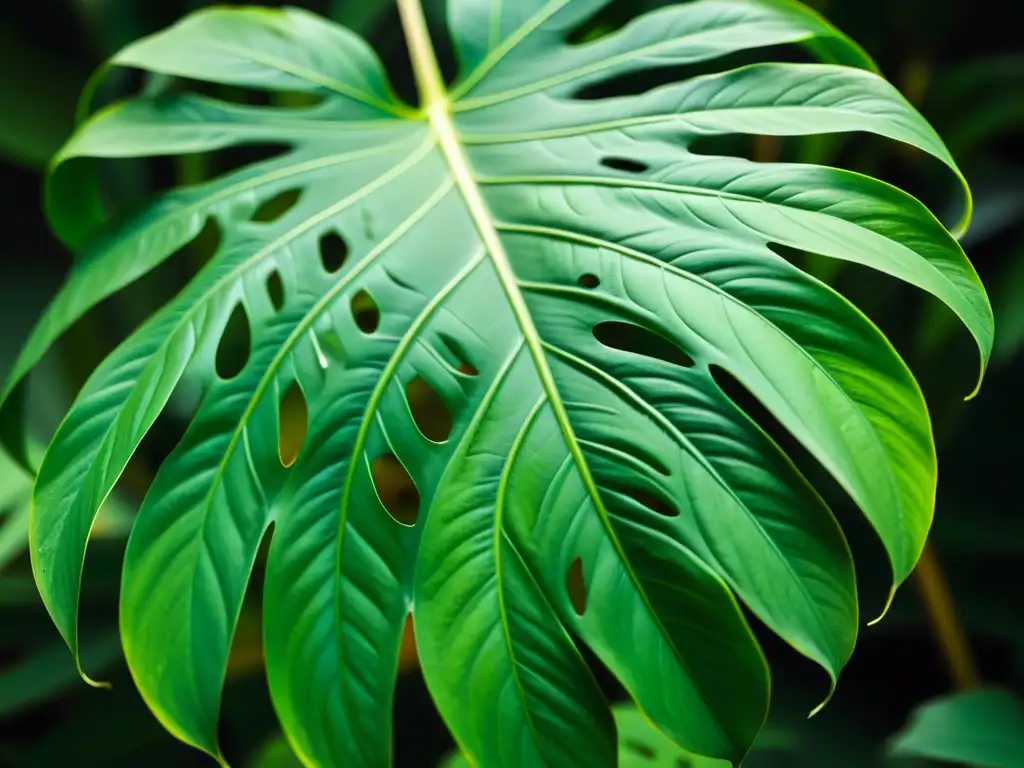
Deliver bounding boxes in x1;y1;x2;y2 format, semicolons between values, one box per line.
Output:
688;133;770;162
216;303;251;380
566;0;631;44
371;454;420;526
439;332;478;376
182;216;222;270
251;188;302;223
351;290;380;334
184;80;323;109
624;740;657;760
632;489;678;518
578;273;601;289
593;321;694;368
601;157;648;174
320;232;348;273
406;376;452;443
278;382;308;468
266;270;285;311
566;556;587;616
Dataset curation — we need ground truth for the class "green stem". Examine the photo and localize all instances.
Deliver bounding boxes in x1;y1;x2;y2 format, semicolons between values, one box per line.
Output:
914;543;981;691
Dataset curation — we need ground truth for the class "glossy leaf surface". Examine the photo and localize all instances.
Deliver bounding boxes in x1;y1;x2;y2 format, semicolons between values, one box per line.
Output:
2;1;991;766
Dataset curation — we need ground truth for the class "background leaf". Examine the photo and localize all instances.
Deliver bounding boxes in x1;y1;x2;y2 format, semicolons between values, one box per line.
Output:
0;0;1021;766
889;690;1024;768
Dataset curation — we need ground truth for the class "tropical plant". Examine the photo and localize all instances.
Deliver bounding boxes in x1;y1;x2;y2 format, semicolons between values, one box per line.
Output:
0;0;993;766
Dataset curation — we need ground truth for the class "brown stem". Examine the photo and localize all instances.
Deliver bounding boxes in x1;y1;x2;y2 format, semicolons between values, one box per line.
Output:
913;542;981;690
752;135;783;163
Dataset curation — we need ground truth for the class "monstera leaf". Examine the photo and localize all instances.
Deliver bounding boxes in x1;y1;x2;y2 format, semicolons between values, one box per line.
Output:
0;0;992;766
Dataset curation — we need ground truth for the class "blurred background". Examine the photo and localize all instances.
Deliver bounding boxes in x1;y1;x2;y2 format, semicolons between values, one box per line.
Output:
0;0;1021;766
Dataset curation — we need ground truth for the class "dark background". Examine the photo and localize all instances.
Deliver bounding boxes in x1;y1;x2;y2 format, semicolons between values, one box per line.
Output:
0;1;1021;766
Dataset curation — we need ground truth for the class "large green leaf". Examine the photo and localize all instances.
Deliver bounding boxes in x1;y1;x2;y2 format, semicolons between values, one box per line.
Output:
2;1;992;766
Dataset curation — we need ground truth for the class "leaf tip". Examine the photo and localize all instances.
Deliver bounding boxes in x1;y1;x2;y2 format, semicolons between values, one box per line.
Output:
71;638;111;689
808;676;838;719
964;366;985;402
868;586;897;626
79;666;112;690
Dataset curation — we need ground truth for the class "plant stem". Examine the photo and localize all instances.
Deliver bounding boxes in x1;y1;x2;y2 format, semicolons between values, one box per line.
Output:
895;35;981;695
396;0;449;111
914;542;981;690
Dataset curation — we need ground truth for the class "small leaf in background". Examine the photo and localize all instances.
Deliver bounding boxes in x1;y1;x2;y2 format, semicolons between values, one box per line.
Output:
248;734;303;768
889;689;1024;768
0;633;121;718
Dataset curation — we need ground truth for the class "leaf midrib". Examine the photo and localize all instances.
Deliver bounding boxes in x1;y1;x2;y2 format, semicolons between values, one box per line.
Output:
398;0;732;745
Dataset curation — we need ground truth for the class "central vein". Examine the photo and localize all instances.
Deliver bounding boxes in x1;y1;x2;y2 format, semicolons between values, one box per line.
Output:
396;0;599;486
394;0;705;722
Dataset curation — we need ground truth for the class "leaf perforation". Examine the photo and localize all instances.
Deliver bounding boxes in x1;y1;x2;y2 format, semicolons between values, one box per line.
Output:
542;335;833;630
189;177;453;560
508;222;907;535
